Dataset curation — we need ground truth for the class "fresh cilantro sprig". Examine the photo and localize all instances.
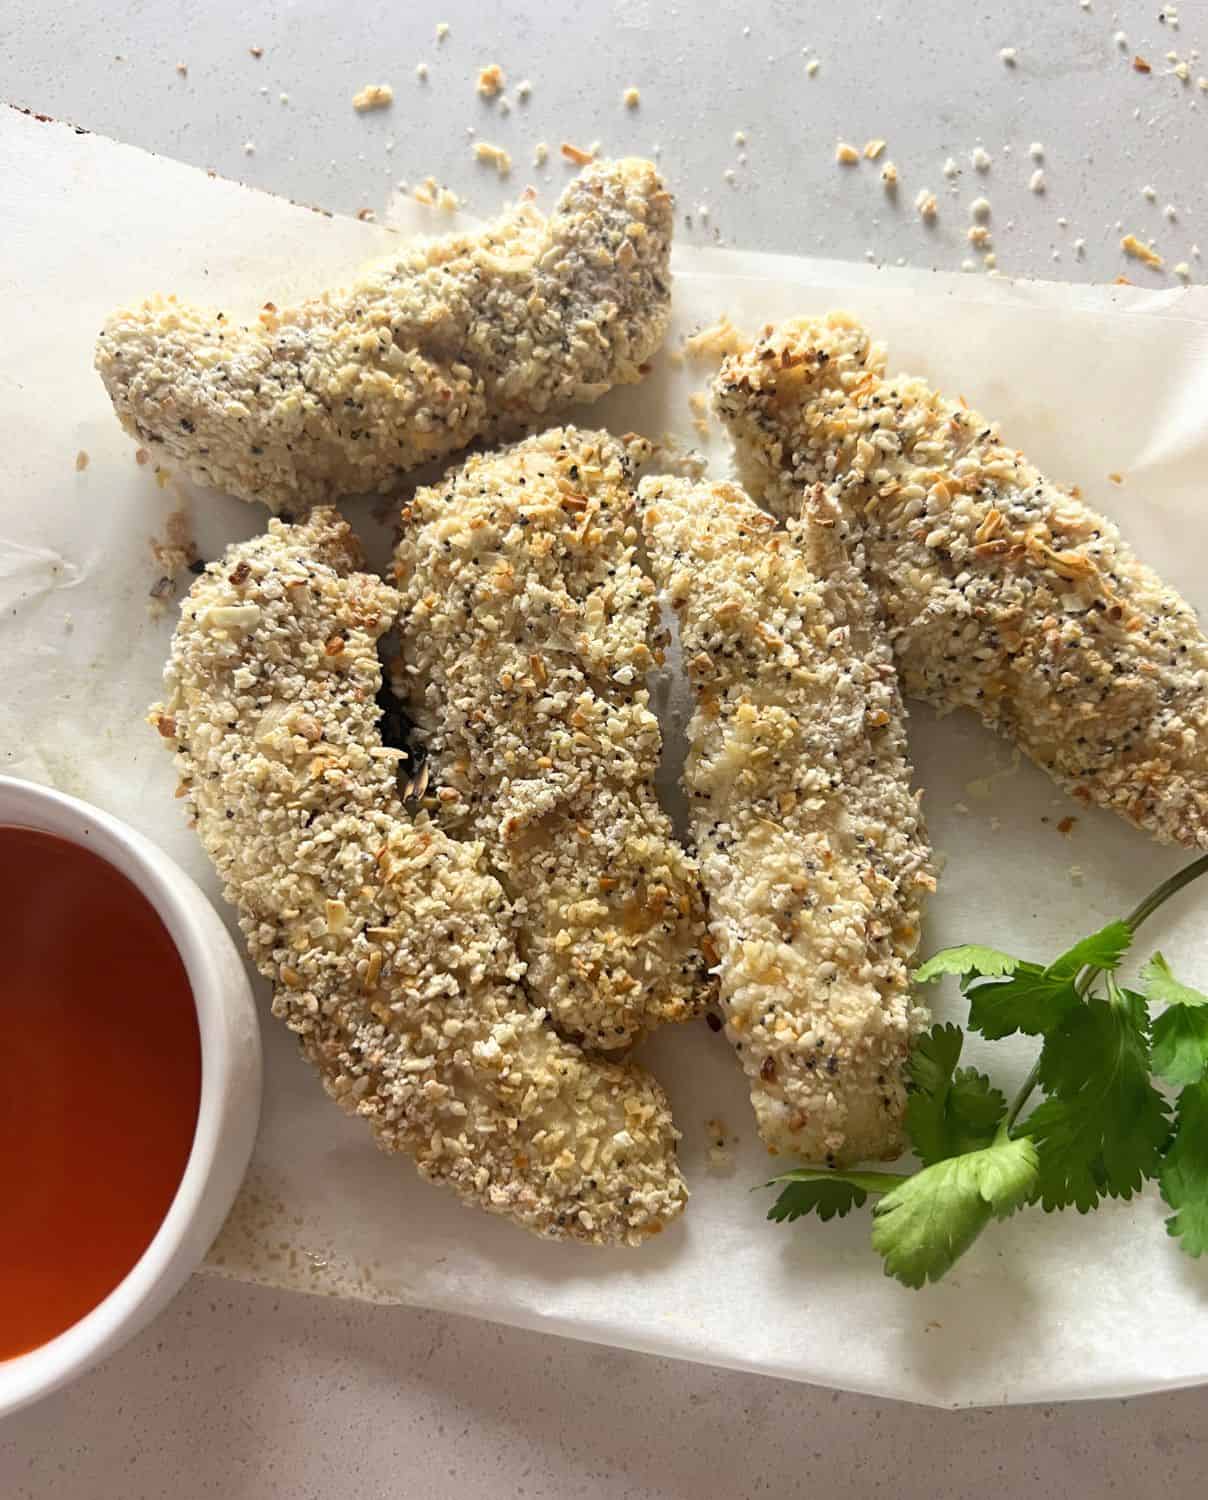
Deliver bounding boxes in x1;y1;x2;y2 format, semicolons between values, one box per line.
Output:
763;853;1208;1285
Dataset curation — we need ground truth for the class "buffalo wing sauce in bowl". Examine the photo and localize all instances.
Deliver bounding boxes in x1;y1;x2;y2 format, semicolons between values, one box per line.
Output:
0;777;261;1417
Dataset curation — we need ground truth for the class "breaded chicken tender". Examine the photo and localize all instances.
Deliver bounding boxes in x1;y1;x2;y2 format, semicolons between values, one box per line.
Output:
716;313;1208;848
394;428;711;1051
150;508;687;1244
98;159;672;513
641;475;934;1165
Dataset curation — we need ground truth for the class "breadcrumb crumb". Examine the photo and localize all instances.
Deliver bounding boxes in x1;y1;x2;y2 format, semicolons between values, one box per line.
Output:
473;140;512;174
353;84;393;112
971;146;991;171
624;86;640;107
534;141;549;164
75;450;89;471
1029;169;1046;193
881;162;899;188
683;314;750;363
561;141;595;165
836;142;860;165
436;21;450;41
477;64;504;97
1121;233;1164;267
915;189;937;219
863;139;886;160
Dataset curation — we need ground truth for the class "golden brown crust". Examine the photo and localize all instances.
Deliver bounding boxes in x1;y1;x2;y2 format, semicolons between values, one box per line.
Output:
641;475;933;1165
393;428;711;1051
716;313;1208;849
98;159;672;512
151;508;687;1243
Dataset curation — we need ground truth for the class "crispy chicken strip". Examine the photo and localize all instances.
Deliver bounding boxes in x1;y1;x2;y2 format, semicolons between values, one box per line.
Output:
150;508;686;1244
640;475;934;1165
716;313;1208;848
394;428;711;1051
98;158;672;513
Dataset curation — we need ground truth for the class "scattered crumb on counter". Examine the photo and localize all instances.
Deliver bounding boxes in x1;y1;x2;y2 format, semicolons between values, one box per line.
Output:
249;46;263;60
1134;55;1152;72
1121;232;1163;267
1070;864;1085;884
915;188;937;219
683;314;749;363
863;138;886;159
984;251;997;269
1142;183;1157;201
1029;169;1046;193
473;140;512;174
968;225;991;247
836;142;860;164
971;146;991;171
353;84;393;112
355;207;376;222
74;450;89;472
476;63;504;97
970;195;991;219
243;141;255;155
943;156;959;178
1114;30;1128;48
806;58;820;76
175;61;187;75
1174;60;1190;81
1029;141;1045;160
1000;47;1017;64
1108;471;1124;484
1057;816;1078;836
734;130;747;146
881;161;898;188
1074;236;1086;256
1175;260;1191;278
135;447;150;466
517;79;532;99
561;141;595;165
416;62;429;80
436;21;450;42
953;802;970;816
279;92;289;104
534;141;549;164
623;86;640;107
1165;203;1178;221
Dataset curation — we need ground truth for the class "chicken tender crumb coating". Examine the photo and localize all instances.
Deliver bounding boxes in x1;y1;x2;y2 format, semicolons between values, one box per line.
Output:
394;428;711;1051
641;475;934;1165
716;313;1208;849
97;159;672;513
150;508;686;1244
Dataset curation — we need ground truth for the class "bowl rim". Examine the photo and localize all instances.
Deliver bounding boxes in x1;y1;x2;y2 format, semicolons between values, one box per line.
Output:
0;774;261;1416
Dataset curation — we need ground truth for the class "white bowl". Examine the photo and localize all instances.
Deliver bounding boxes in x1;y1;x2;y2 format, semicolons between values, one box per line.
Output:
0;776;262;1418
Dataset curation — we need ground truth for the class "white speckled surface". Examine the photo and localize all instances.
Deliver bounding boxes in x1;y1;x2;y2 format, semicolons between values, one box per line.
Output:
3;0;1208;1486
3;1275;1207;1498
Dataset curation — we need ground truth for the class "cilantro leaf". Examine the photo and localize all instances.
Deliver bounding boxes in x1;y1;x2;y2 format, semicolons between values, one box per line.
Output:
1025;988;1170;1211
914;945;1022;986
1144;954;1208;1087
1046;920;1133;979
965;968;1079;1040
765;1169;903;1224
1160;1077;1208;1258
870;1136;1039;1288
905;1023;1007;1166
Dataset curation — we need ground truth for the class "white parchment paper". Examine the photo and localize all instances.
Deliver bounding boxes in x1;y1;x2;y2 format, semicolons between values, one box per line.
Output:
4;107;1208;1407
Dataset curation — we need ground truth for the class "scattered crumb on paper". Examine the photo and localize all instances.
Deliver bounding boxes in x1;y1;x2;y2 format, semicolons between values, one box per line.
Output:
683;314;750;363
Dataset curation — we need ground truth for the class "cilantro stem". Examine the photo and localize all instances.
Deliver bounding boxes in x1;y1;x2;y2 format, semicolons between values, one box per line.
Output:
1002;852;1208;1132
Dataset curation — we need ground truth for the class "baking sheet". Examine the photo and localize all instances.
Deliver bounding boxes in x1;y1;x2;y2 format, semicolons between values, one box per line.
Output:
4;105;1208;1408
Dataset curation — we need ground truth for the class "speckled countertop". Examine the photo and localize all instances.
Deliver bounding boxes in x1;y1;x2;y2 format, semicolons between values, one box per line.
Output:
3;2;1207;1493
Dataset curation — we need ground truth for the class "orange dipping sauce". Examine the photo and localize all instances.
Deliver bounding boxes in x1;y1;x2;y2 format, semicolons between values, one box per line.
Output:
0;826;201;1360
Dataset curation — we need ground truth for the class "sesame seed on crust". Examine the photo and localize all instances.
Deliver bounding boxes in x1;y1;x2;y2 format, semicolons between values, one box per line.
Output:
150;507;686;1244
97;158;673;514
641;475;934;1166
715;313;1208;850
393;428;712;1051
